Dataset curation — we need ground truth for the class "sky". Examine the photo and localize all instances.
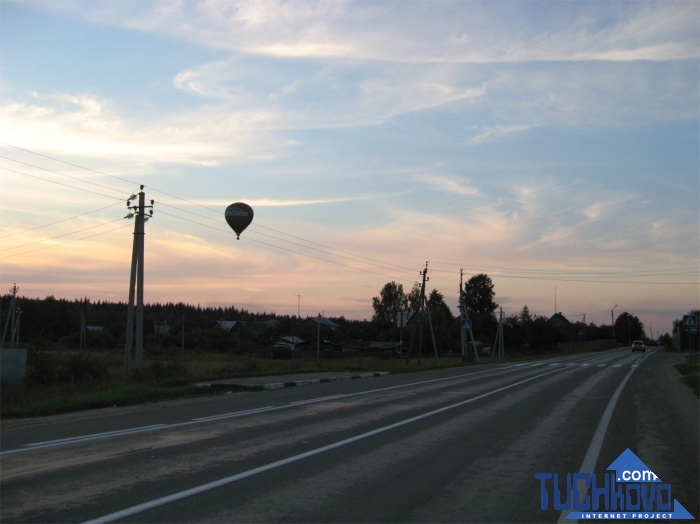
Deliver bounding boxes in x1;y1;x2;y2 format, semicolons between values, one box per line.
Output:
1;0;698;337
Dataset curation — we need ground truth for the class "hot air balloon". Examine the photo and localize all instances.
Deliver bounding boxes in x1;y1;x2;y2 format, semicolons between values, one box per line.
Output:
224;202;254;239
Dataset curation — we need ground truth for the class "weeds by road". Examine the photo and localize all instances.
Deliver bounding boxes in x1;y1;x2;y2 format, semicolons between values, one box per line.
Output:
3;346;695;419
0;349;476;419
676;357;699;396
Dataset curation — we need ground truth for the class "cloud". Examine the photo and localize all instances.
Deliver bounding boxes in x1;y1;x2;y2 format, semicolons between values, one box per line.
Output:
0;92;288;165
468;124;532;145
414;173;482;197
26;1;699;63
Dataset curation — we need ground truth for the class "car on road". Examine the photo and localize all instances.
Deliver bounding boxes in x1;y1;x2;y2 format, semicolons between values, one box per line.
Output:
632;340;645;352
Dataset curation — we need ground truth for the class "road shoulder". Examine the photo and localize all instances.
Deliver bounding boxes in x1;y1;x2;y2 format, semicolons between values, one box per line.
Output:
636;351;699;519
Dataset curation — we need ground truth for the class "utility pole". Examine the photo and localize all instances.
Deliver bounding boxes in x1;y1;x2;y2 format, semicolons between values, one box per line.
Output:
317;312;321;361
80;310;87;351
1;284;18;349
611;304;617;346
460;270;466;363
123;187;153;379
493;307;504;359
413;262;439;364
459;271;479;362
417;262;428;364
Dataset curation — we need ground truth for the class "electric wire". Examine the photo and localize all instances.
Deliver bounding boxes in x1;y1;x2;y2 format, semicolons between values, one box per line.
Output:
0;155;129;198
156;208;418;284
1;166;126;201
3;218;125;252
0;223;132;259
2;142;419;277
0;202;124;239
2;142;697;287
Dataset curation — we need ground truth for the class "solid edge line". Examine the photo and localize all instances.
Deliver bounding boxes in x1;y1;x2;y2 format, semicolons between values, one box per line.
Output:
557;351;653;523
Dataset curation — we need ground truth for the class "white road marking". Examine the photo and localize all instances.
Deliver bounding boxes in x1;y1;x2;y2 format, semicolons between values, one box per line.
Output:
83;366;572;524
557;351;653;523
192;406;278;422
291;394;348;405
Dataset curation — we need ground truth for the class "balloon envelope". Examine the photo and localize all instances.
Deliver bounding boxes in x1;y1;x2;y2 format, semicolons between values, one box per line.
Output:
224;202;254;239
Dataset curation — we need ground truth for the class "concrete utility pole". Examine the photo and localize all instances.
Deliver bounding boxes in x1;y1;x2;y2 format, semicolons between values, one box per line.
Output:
417;262;428;364
460;270;466;362
413;262;439;365
1;284;18;349
459;271;479;362
123;187;153;379
493;307;504;359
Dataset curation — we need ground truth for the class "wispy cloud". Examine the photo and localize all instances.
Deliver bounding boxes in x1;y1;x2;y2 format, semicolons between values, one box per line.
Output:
414;173;483;197
468;124;532;145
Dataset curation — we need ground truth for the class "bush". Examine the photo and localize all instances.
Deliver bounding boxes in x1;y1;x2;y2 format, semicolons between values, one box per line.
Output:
56;353;109;383
26;348;57;385
131;359;188;381
26;350;109;386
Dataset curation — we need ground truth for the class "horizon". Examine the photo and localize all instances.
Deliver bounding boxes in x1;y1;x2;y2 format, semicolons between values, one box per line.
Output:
2;0;698;338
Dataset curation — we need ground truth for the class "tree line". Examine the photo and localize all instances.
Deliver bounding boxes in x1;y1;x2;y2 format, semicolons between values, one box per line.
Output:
1;275;688;355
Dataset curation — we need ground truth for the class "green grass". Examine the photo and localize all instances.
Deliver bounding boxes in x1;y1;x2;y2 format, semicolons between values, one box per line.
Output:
676;358;700;396
0;379;227;418
0;352;474;419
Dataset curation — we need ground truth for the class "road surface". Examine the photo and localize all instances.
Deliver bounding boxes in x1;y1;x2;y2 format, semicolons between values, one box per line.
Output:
1;347;697;523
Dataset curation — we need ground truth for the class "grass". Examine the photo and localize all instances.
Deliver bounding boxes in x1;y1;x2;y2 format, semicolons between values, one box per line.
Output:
676;356;700;396
0;349;477;419
6;346;694;419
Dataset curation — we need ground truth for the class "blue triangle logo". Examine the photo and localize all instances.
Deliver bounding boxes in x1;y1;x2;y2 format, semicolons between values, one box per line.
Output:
607;448;660;482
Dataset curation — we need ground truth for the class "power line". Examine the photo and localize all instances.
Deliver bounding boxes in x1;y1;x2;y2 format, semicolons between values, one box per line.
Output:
3;218;125;252
3;142;697;288
156;208;419;283
0;142;137;187
0;155;129;198
0;202;124;239
0;223;132;259
1;166;127;201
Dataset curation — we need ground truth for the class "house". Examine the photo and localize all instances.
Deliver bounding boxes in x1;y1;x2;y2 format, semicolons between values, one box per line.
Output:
212;320;239;331
549;312;577;340
300;317;340;331
273;336;306;350
549;312;571;330
154;320;169;337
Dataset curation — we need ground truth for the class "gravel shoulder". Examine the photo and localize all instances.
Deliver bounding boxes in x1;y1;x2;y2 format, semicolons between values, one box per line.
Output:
636;351;699;519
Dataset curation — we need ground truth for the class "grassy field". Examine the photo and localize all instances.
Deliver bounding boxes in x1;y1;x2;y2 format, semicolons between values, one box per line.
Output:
2;347;697;419
0;349;481;419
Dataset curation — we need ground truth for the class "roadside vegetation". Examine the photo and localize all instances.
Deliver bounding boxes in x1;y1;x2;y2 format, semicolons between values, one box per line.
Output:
676;358;700;396
0;349;484;419
2;283;696;418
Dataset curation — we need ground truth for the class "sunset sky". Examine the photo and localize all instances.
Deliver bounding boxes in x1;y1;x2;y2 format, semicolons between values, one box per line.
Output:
1;0;698;336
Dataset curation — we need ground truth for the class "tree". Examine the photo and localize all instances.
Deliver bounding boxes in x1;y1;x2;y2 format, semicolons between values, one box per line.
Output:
614;312;644;345
407;283;422;316
463;273;499;338
463;274;498;317
427;289;456;353
372;281;408;327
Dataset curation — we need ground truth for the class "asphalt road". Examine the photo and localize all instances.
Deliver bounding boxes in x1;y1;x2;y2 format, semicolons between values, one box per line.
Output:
1;347;697;523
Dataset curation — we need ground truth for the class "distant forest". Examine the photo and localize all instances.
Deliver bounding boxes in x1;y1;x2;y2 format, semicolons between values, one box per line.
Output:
2;293;680;355
0;294;380;353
